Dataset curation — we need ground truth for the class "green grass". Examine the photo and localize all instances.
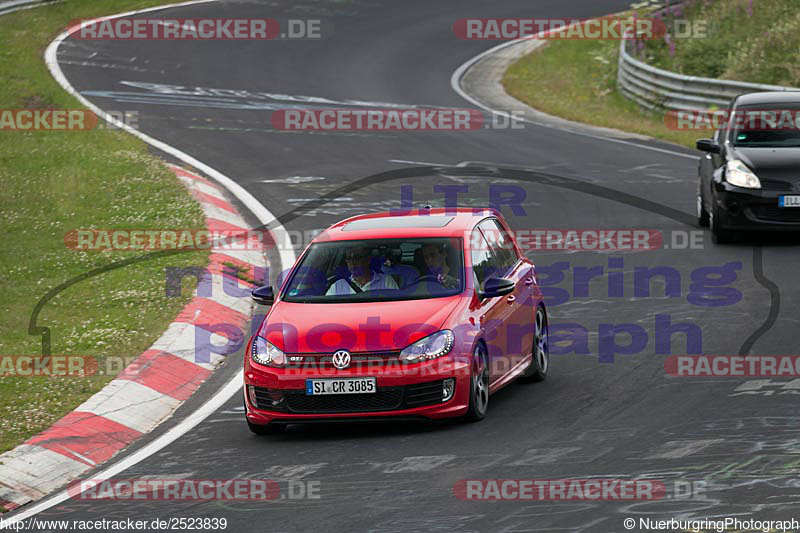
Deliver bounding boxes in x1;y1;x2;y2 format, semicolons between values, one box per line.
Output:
502;37;700;149
0;0;211;454
638;0;800;87
503;1;799;149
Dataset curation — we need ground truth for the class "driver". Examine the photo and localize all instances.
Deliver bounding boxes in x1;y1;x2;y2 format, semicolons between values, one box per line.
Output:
420;242;458;288
326;246;398;295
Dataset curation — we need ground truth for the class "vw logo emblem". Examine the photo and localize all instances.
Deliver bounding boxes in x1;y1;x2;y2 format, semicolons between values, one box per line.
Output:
332;350;351;369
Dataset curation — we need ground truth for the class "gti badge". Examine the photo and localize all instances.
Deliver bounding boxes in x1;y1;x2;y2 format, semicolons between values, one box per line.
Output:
332;350;351;369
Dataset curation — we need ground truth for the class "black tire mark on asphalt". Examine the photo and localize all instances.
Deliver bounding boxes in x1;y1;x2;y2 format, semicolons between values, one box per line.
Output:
739;246;781;356
29;165;780;360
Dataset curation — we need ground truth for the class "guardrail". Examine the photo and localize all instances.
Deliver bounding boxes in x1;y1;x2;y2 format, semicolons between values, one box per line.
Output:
617;10;799;111
617;38;800;110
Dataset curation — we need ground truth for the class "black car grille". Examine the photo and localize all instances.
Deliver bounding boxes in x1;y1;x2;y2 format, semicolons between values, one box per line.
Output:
759;179;794;192
404;380;446;407
750;206;800;223
285;351;400;368
285;389;404;413
251;380;446;414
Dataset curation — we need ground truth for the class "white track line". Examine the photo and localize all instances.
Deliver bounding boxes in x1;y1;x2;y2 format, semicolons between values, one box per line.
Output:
450;37;698;161
4;0;296;525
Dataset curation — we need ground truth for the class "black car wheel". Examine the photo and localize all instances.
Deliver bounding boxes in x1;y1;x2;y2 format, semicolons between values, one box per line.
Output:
521;306;549;382
465;343;489;422
710;203;734;244
697;192;710;227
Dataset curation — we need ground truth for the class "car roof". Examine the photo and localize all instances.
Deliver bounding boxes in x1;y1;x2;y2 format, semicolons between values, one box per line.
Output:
735;91;800;107
313;208;502;242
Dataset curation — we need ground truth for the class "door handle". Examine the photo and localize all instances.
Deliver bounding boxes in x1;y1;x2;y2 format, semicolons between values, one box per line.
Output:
506;295;516;304
524;277;534;285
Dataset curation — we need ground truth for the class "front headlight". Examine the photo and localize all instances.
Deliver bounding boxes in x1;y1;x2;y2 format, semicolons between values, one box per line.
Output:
399;330;454;363
726;160;761;189
251;336;286;367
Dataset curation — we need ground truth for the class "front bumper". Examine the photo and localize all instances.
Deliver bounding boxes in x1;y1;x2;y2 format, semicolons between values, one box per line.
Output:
714;181;800;231
243;355;471;424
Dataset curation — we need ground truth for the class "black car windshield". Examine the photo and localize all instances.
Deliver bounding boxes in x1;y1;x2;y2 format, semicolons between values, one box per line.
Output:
282;237;464;303
730;103;800;147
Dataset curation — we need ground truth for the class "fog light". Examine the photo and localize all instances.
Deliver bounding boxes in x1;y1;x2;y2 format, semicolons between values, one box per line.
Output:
247;385;258;409
442;378;455;401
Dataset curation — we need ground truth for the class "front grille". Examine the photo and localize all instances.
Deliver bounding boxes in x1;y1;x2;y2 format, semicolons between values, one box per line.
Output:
759;179;794;192
749;206;800;223
251;380;446;414
285;388;403;413
285;351;400;368
405;380;445;407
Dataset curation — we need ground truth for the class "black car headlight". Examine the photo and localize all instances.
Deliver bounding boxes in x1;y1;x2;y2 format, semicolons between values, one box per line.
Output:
399;330;454;363
726;160;761;189
251;336;286;367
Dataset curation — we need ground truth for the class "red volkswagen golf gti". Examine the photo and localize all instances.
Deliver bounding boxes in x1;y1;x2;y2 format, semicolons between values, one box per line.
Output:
243;208;549;433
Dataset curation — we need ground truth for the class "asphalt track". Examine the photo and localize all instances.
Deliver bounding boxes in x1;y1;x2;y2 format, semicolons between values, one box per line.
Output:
23;0;800;530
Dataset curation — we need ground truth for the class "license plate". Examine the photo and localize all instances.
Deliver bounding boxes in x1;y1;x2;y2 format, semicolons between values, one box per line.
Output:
306;377;376;395
779;195;800;207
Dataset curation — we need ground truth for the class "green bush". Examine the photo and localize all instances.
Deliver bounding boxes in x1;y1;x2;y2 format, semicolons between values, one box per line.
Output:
636;0;798;86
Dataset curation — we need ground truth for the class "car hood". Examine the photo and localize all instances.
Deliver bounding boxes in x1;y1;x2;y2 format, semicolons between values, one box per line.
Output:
729;146;800;182
258;296;465;353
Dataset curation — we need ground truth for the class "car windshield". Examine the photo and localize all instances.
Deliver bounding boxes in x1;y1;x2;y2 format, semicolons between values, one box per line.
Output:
282;237;465;303
730;103;800;147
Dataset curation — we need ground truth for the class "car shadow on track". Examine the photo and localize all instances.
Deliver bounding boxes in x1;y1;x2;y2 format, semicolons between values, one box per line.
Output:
722;230;800;246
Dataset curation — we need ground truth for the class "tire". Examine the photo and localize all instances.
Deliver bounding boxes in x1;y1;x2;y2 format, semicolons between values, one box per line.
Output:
464;343;490;422
247;419;287;435
697;192;710;227
521;306;549;382
710;203;734;244
244;398;287;435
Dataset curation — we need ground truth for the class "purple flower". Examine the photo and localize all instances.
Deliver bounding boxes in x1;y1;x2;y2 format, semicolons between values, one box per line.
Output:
746;0;753;16
665;33;676;57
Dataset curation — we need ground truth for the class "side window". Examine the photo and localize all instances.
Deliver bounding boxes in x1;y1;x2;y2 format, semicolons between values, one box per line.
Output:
478;219;517;276
470;229;496;286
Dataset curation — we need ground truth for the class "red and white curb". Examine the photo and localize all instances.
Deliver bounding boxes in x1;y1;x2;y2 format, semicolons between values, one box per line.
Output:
0;165;267;511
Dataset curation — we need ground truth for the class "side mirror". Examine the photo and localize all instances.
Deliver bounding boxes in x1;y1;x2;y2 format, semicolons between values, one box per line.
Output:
480;277;515;299
696;139;721;154
251;285;275;305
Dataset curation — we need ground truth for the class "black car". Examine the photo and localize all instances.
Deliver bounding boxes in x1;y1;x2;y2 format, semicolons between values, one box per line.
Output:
696;91;800;243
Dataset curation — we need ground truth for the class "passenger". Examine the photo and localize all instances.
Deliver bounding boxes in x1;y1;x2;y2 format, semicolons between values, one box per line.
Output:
420;242;459;288
326;246;398;295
